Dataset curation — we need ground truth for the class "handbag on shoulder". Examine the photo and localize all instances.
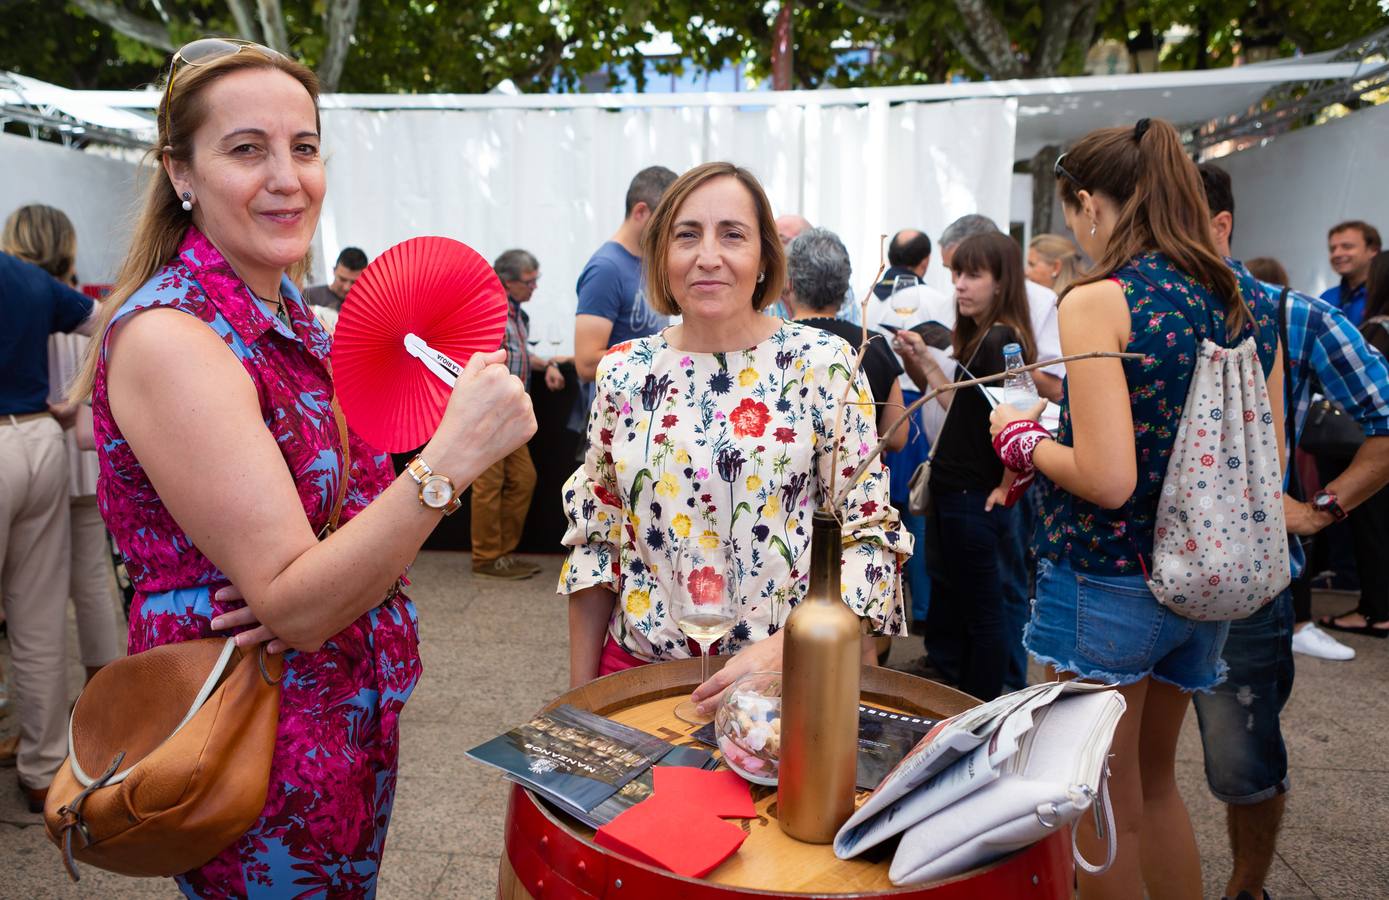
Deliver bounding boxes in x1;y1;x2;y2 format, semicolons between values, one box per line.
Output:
44;397;354;880
44;639;283;879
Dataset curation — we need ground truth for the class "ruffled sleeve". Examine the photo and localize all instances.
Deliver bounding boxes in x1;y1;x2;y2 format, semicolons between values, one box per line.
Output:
558;355;626;595
812;340;912;636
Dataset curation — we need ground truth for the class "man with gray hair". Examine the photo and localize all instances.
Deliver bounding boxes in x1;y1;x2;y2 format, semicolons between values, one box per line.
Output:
470;248;565;581
783;227;906;453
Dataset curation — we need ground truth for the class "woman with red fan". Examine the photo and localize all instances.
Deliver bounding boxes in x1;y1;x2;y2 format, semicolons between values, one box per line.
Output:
67;42;535;897
560;162;911;716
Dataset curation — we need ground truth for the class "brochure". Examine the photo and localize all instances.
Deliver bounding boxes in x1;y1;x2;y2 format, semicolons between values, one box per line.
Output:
550;745;719;829
466;704;671;815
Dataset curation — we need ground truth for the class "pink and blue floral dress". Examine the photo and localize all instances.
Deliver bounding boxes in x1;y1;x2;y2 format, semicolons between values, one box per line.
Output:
92;229;421;898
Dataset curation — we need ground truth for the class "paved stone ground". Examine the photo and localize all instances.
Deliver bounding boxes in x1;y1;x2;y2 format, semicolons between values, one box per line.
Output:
1;550;1386;898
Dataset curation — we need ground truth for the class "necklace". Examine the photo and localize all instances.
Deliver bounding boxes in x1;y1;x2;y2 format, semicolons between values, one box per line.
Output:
257;293;293;330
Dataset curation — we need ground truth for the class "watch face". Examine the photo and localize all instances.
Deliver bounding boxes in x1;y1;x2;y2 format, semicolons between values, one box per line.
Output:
421;475;453;508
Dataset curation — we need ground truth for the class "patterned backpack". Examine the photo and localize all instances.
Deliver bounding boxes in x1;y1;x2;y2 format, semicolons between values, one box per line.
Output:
1142;280;1290;621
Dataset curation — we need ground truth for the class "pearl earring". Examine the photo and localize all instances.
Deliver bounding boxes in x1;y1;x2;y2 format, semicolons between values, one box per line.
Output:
757;271;765;283
1089;222;1097;237
181;191;193;212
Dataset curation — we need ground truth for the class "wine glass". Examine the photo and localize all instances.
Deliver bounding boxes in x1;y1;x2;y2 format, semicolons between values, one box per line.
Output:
890;274;920;325
673;540;736;725
545;322;564;352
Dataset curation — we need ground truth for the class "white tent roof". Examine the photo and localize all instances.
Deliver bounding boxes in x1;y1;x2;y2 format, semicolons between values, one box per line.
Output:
18;57;1365;159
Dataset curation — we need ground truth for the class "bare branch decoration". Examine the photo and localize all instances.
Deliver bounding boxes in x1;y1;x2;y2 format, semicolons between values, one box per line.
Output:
831;350;1145;509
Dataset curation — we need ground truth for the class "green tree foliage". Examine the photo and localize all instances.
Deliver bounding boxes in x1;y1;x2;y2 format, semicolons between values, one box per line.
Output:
0;1;1385;94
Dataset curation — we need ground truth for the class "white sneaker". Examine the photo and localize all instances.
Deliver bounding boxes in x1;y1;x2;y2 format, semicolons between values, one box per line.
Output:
1291;623;1356;661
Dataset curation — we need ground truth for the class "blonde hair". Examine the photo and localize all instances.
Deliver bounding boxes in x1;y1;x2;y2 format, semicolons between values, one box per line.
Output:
1028;233;1082;296
70;46;320;401
3;204;77;280
641;162;785;316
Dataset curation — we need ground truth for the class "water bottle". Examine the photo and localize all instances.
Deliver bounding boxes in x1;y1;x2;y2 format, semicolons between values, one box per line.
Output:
1002;342;1040;409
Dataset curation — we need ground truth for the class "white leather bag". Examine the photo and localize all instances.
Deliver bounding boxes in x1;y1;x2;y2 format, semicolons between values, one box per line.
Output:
887;688;1124;886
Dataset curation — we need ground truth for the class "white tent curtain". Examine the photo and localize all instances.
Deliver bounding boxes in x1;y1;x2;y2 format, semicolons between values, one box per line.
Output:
0;131;141;283
1218;103;1389;298
317;98;1017;352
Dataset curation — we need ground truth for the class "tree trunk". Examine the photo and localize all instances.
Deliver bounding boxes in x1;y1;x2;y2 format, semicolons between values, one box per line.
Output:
226;0;263;43
772;1;794;90
256;0;291;54
1030;144;1060;239
71;0;173;52
318;0;362;93
951;0;1022;78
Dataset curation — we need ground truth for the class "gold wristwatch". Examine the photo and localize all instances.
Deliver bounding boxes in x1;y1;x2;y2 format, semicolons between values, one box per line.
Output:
405;456;461;515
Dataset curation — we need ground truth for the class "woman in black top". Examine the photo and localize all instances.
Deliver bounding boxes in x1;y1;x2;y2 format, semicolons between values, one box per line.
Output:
894;232;1037;700
783;226;907;452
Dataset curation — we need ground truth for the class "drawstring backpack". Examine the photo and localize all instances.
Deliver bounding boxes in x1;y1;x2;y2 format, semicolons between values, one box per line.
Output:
1134;271;1290;621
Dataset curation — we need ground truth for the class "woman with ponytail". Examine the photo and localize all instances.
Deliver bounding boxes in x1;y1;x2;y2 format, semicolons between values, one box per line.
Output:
70;40;535;895
990;119;1283;898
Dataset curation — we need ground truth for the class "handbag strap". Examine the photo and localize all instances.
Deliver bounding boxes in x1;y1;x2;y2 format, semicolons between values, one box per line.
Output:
1072;772;1118;875
325;395;350;535
926;340;989;461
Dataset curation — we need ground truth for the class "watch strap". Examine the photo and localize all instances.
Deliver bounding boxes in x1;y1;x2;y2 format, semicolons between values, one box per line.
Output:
1315;490;1348;521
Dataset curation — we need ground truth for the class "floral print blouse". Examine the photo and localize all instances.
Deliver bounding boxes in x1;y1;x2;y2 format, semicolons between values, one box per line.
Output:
559;320;911;662
1035;252;1278;574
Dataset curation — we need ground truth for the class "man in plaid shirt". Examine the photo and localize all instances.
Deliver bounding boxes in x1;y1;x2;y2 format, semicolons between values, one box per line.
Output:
1194;164;1389;900
470;249;566;580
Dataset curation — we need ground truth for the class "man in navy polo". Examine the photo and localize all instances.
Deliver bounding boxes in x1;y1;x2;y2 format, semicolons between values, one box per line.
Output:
0;247;95;811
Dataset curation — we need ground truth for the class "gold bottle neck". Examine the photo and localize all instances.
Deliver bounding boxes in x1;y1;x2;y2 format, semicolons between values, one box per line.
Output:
807;509;842;603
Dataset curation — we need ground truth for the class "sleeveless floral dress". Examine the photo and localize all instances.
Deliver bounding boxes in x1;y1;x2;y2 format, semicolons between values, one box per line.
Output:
92;229;421;898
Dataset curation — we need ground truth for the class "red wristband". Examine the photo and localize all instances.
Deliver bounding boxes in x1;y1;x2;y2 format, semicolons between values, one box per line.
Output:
992;419;1051;474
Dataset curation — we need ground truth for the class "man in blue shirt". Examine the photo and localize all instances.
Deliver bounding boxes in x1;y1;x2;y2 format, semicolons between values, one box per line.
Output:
572;166;678;383
0;248;95;810
1197;165;1389;900
1319;220;1380;324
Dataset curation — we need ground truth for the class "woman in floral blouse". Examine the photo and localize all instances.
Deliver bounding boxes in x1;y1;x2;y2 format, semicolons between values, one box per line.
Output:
560;162;910;716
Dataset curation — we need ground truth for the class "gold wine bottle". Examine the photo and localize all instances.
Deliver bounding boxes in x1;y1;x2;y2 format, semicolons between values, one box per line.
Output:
777;509;861;843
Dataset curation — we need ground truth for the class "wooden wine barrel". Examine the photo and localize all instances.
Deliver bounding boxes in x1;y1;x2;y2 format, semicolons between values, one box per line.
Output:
496;659;1075;899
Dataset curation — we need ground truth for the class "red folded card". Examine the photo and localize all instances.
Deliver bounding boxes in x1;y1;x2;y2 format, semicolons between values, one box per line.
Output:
653;766;757;819
595;794;748;879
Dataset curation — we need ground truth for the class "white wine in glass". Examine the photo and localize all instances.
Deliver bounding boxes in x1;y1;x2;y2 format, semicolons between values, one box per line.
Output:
673;540;735;725
890;274;920;322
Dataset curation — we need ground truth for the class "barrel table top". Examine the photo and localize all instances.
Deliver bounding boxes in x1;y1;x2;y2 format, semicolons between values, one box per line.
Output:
498;659;1076;898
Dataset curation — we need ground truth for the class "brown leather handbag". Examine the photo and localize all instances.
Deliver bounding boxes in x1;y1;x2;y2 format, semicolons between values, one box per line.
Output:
43;397;353;880
43;639;284;879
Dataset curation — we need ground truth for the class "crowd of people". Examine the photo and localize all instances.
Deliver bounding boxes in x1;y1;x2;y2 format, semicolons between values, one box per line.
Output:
1;35;1386;900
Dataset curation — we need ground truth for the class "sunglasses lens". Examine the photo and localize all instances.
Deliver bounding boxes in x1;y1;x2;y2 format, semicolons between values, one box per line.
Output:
179;38;244;66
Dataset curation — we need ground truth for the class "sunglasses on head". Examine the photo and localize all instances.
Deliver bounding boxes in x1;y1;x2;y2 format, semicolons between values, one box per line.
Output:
161;38;283;141
1053;153;1085;191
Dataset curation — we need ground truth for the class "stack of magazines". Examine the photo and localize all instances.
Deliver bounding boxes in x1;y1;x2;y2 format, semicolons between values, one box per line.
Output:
466;704;718;829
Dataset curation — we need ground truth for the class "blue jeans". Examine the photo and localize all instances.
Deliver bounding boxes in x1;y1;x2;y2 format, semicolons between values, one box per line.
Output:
998;493;1033;691
1026;558;1231;692
1191;591;1294;803
927;488;1015;701
903;511;930;624
884;388;931;627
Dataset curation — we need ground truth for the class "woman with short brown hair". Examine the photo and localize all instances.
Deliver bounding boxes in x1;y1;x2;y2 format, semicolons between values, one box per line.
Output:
560;161;910;714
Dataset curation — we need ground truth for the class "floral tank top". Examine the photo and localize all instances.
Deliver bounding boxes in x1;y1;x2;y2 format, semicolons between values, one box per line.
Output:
1035;252;1278;574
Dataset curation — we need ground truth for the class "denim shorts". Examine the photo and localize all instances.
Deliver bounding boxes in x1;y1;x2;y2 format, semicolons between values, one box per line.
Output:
1191;591;1294;803
1025;558;1231;692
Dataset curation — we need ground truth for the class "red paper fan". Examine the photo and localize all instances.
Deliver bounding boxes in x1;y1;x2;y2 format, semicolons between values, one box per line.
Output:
331;236;507;452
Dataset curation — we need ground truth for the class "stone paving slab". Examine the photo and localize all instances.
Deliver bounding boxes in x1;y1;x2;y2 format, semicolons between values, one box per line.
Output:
0;551;1384;898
